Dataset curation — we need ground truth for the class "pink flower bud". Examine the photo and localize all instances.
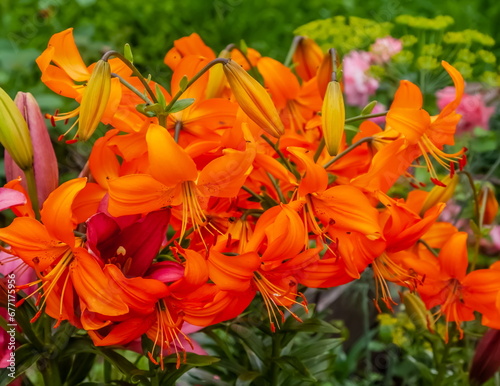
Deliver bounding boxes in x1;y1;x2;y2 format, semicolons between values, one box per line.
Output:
470;329;500;385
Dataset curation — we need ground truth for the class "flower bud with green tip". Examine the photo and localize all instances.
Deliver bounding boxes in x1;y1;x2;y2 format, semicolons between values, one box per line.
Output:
4;92;59;206
0;87;34;171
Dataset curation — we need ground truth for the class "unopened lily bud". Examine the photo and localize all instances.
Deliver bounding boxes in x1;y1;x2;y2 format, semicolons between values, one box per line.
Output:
292;36;323;82
4;92;59;206
470;329;500;386
223;59;284;138
0;87;34;171
321;80;345;156
402;291;433;332
77;59;111;141
419;174;459;216
206;49;231;99
479;184;498;226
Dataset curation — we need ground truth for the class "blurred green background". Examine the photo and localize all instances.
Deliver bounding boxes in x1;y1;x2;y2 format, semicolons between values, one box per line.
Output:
1;0;499;105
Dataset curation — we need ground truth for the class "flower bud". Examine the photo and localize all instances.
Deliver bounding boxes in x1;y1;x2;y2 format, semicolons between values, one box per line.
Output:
0;87;34;171
480;184;498;226
292;36;323;82
419;174;459;216
321;80;345;156
470;329;500;386
402;291;434;332
4;92;59;206
77;59;111;141
206;49;231;99
223;59;284;138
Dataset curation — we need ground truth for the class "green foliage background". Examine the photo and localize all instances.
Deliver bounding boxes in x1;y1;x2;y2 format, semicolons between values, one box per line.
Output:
1;0;500;105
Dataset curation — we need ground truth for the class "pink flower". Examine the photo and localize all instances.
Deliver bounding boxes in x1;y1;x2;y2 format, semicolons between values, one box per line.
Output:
343;51;379;108
436;87;495;134
370;37;403;64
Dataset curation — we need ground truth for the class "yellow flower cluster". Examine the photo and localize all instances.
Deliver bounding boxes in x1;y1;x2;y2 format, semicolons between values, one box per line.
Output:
294;16;393;53
395;15;454;30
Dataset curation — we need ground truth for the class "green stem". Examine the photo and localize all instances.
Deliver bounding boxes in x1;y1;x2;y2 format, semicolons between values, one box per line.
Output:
270;333;282;386
242;186;263;202
460;171;481;271
313;138;325;163
164;58;229;112
418;239;439;257
101;51;158;104
344;111;388;124
40;359;62;386
111;73;153;104
225;45;255;71
174;120;182;143
323;136;373;168
261;135;299;179
329;48;338;82
267;172;287;203
24;167;40;220
433;334;453;386
284;36;302;67
481;153;500;181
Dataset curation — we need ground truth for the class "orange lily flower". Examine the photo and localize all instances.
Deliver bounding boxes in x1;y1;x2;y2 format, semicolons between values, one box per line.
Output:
381;61;466;186
0;178;107;326
107;124;255;241
209;202;320;331
36;28;130;141
287;146;383;278
406;232;500;341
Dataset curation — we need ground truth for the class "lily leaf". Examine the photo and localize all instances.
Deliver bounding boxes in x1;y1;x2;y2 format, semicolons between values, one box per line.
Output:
167;98;195;114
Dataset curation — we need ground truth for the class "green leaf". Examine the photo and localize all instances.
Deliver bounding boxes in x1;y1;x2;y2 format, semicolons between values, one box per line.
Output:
0;343;40;384
167;98;195;114
155;84;166;108
361;100;377;115
162;353;220;366
236;371;261;386
275;356;316;382
344;124;359;133
284;318;341;334
136;104;157;117
124;43;134;64
293;338;343;360
144;103;164;115
230;324;267;361
179;75;189;92
95;347;152;383
239;40;248;55
65;352;97;386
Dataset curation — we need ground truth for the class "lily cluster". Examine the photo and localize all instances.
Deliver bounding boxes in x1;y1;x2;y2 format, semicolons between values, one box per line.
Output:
1;29;500;370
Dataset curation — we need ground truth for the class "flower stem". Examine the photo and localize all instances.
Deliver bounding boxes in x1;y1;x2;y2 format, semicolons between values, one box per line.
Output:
40;358;61;386
24;167;40;220
111;73;153;104
313;138;325;162
460;171;481;271
270;333;282;386
344;111;388;124
164;58;229;112
283;36;302;67
261;135;300;179
101;50;158;104
434;332;453;386
323;136;373;168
